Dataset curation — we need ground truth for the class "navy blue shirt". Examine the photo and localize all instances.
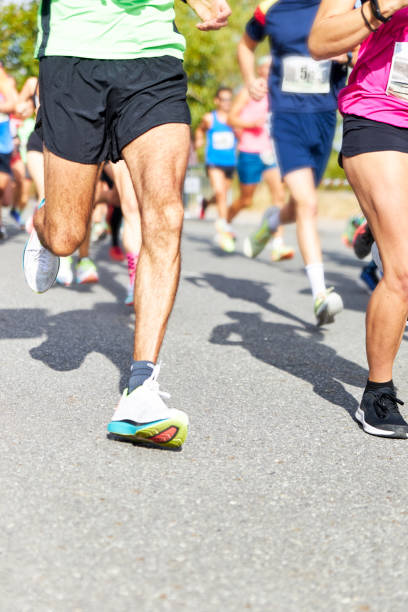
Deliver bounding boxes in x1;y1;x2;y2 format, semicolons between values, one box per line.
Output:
246;0;347;113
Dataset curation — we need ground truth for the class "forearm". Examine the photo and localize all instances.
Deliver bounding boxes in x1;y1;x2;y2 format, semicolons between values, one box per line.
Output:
0;100;14;114
238;38;257;88
228;116;255;129
194;128;205;149
309;1;382;59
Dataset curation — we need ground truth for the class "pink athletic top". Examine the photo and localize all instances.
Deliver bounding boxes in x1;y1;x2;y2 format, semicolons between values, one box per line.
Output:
338;8;408;127
238;94;273;153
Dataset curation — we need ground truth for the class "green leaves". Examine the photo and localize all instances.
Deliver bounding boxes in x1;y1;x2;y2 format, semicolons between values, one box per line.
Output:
0;1;38;86
176;0;267;128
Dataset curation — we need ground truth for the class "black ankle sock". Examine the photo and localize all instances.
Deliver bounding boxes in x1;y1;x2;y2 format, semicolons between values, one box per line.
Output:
128;360;155;394
109;206;122;248
365;379;393;393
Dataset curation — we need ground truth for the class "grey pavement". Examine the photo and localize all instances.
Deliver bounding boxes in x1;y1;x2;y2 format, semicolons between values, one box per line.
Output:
1;213;408;612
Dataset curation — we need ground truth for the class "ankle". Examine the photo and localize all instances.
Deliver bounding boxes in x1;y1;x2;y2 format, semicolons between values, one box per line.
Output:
365;379;394;392
128;360;155;393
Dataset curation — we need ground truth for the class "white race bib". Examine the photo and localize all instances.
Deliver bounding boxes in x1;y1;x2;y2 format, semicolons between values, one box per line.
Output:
281;56;331;94
386;42;408;103
212;131;235;150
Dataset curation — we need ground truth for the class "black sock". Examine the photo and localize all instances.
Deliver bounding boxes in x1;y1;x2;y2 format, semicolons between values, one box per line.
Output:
365;379;393;393
109;206;122;248
128;360;155;394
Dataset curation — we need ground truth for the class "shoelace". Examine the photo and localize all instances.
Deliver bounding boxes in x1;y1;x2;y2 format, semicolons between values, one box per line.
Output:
142;363;170;400
374;392;404;419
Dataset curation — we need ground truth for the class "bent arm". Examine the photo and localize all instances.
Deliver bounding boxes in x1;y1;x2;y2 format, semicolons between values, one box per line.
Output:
18;77;38;104
228;88;261;129
194;114;211;150
0;78;18;114
308;0;385;59
238;34;267;101
238;34;258;89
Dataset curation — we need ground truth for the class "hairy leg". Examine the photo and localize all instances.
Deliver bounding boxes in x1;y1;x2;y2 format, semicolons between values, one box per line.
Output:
122;123;190;362
34;147;100;256
344;151;408;382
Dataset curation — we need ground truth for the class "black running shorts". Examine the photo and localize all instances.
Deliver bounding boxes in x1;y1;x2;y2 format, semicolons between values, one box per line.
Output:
26;129;43;154
36;55;191;164
339;114;408;167
206;164;236;180
0;152;12;175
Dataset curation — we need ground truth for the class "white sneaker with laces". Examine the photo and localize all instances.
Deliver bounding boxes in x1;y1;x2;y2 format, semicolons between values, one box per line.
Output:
107;364;188;448
23;229;60;293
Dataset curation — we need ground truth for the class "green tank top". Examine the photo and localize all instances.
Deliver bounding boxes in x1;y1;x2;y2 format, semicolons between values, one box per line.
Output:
36;0;186;60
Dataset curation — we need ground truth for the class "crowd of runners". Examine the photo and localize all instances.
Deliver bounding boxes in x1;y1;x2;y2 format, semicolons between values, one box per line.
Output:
2;0;408;444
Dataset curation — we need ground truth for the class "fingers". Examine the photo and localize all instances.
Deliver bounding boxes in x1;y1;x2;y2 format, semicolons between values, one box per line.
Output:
248;78;268;100
196;3;231;30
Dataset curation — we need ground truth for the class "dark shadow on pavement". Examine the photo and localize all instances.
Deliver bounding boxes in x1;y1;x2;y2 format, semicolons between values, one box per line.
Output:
186;272;319;331
0;304;133;392
210;311;366;418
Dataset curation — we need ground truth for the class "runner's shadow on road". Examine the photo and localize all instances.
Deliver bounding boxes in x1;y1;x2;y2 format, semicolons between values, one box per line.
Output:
0;304;133;392
186;272;318;331
210;311;365;418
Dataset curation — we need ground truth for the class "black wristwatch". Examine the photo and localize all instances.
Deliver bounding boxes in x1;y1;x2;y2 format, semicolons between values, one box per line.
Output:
370;0;392;23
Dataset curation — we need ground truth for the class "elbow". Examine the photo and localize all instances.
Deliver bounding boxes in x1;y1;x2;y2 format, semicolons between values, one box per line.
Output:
308;33;326;60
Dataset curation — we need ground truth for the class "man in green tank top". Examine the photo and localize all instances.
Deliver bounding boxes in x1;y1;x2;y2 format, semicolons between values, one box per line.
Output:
23;0;231;449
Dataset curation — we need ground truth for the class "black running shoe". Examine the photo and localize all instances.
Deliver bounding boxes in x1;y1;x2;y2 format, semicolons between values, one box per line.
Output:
353;223;374;259
356;386;408;438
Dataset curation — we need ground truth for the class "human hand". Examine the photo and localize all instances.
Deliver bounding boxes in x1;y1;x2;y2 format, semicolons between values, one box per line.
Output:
15;101;33;119
248;77;267;101
187;0;231;31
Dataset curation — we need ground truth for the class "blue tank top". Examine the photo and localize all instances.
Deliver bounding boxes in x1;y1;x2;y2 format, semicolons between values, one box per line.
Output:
0;97;13;154
205;111;237;167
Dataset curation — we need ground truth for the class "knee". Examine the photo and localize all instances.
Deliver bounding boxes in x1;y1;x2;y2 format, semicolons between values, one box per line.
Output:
387;270;408;304
296;197;318;219
143;200;184;249
44;223;86;257
214;189;226;202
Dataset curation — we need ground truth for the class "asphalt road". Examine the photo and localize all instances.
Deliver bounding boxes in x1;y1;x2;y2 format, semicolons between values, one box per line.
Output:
1;213;408;612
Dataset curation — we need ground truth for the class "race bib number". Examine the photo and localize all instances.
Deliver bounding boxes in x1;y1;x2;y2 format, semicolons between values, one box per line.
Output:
386;42;408;103
281;56;331;94
212;131;235;150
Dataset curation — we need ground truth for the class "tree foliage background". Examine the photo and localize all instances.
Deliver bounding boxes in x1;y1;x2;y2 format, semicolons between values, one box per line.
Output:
0;0;38;85
0;0;268;126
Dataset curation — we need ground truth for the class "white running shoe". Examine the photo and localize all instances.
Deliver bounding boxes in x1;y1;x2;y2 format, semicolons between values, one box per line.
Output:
56;256;74;286
314;287;343;326
107;364;188;448
23;229;60;293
